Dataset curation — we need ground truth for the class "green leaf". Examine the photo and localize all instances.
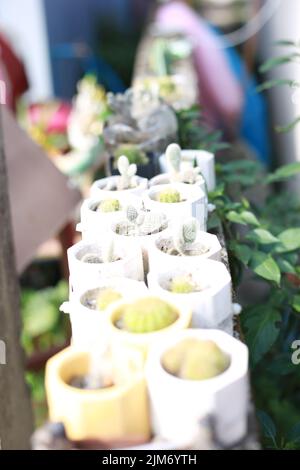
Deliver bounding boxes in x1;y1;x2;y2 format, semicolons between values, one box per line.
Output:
257;79;298;92
266;162;300;184
23;296;59;337
246;229;279;245
230;242;252;265
276;258;296;274
257;411;277;447
276;228;300;252
259;53;300;73
243;306;281;364
275;117;300;133
266;162;300;183
207;211;221;230
226;210;260;227
240;211;260;227
292;295;300;313
250;251;281;284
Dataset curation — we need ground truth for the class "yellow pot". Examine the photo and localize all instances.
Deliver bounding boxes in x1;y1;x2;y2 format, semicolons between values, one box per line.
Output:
105;295;192;364
45;347;151;442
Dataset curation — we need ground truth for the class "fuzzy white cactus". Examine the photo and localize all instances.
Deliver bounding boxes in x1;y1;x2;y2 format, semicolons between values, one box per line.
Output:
173;218;198;255
116;205;167;236
117;155;137;190
165;143;204;185
101;239;116;263
166;143;181;175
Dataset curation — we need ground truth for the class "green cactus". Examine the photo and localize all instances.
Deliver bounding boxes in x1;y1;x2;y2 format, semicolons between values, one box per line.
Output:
158;188;181;203
170;276;194;294
98;199;120;213
162;338;230;380
122;297;178;333
96;288;122;311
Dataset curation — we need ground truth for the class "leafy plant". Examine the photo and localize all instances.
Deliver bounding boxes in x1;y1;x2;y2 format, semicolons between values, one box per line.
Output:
178;103;300;449
259;40;300;132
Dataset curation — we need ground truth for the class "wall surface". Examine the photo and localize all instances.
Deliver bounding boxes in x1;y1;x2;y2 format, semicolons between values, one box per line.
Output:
0;0;53;101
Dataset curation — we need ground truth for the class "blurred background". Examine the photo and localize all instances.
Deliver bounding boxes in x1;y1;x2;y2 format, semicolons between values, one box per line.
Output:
0;0;299;434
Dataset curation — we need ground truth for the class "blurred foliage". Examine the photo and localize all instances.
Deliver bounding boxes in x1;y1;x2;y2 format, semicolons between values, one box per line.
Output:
179;104;300;449
21;280;69;426
259;39;300;133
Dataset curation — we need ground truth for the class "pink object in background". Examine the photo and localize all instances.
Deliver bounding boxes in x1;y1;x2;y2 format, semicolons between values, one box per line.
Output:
155;1;243;136
28;102;71;134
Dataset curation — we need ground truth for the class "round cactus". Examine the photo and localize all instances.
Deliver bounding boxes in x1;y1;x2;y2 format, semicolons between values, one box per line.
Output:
81;253;102;264
162;338;230;380
158;189;181;203
170;276;194;294
121;297;178;333
98;199;120;213
96;288;122;311
126;205;138;222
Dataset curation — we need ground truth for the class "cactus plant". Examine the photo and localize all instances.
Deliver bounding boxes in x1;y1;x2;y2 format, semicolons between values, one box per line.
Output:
101;239;117;263
81;253;102;264
162;338;230;380
96;288;122;311
165;143;204;185
98;199;120;213
117;155;138;190
170;276;195;294
115;206;167;236
166;143;181;174
121;297;178;333
172;218;198;255
158;188;181;203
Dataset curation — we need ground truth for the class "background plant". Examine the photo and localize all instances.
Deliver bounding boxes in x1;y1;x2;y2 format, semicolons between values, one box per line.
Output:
177;103;300;449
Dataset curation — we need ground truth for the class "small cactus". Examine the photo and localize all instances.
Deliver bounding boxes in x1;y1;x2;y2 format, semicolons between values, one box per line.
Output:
173;218;198;255
117;155;137;190
165;143;204;185
158;188;181;203
81;253;102;264
162;338;230;380
101;239;116;263
96;288;122;311
98;199;120;213
126;205;138;222
139;212;167;236
122;297;178;333
170;276;194;294
116;206;167;236
166;143;181;174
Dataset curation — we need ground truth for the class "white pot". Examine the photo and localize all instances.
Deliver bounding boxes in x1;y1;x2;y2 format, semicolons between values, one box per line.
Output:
150;173;206;194
159;149;215;191
60;278;148;350
147;260;232;328
90;175;148;198
77;194;142;241
68;239;144;295
148;229;222;274
145;329;249;447
143;183;207;231
110;218;169;276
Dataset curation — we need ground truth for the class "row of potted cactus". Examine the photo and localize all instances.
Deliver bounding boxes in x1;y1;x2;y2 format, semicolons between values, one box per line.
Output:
45;142;249;449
